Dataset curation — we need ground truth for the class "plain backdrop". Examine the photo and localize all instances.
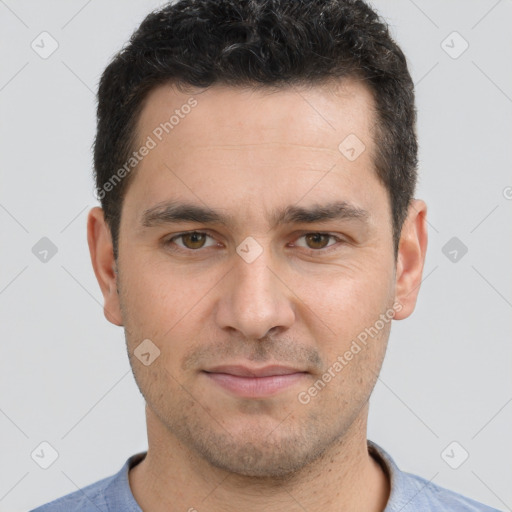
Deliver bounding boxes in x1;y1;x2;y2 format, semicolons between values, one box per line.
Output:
0;1;511;510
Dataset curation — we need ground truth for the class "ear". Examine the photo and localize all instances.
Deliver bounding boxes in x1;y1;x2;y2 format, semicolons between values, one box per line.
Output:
393;199;428;320
87;207;123;326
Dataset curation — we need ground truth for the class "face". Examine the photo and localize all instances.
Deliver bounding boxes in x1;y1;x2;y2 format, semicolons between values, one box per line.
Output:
89;79;426;478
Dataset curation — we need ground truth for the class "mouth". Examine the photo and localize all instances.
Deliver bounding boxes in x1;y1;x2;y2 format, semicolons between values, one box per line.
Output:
202;365;308;398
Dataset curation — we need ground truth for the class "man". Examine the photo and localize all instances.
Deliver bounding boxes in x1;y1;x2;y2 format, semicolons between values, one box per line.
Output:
31;0;500;510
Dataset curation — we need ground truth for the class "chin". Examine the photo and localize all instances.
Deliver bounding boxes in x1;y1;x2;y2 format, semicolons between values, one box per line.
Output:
186;426;330;480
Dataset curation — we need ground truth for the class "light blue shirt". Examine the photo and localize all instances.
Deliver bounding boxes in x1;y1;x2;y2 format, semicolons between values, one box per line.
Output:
31;440;501;511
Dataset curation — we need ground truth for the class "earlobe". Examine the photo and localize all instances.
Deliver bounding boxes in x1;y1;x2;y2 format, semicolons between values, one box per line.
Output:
393;199;428;320
87;207;123;326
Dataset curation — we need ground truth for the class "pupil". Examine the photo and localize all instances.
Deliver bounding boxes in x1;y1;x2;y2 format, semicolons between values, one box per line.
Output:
186;232;204;248
307;233;327;249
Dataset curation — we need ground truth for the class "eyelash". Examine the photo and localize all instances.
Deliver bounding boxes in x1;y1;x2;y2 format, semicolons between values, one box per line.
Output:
163;231;346;255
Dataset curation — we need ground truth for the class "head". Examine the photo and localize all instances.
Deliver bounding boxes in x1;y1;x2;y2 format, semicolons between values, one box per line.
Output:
88;0;427;478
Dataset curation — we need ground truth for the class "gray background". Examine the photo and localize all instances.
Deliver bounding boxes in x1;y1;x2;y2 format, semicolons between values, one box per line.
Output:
0;1;511;510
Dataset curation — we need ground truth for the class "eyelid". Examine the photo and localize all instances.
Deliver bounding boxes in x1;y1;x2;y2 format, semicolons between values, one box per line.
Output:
165;230;219;250
164;230;347;254
288;232;347;254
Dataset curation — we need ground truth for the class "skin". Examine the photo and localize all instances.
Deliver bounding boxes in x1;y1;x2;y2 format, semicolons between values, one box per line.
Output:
88;78;427;512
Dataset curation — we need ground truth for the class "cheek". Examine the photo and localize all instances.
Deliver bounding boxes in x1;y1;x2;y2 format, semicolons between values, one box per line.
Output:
117;258;222;383
298;318;390;417
296;259;394;348
118;256;209;336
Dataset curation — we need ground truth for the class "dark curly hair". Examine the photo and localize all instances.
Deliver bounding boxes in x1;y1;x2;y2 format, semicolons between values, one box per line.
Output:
94;0;418;259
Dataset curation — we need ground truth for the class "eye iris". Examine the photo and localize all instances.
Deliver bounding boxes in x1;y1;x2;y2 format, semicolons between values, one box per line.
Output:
183;232;206;249
305;233;330;249
178;233;332;250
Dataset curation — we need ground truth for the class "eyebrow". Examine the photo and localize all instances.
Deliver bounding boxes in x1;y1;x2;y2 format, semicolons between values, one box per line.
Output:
140;200;369;230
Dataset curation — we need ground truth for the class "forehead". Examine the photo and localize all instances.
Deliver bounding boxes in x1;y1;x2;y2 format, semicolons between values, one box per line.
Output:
123;78;385;228
137;78;376;154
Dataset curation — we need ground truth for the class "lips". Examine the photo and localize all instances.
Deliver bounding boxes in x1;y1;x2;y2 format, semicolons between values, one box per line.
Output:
204;364;305;377
202;365;308;398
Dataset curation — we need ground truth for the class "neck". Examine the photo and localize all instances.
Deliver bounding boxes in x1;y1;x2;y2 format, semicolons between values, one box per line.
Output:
129;403;390;512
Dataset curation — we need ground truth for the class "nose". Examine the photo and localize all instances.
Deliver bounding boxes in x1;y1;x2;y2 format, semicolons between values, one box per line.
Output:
214;247;296;340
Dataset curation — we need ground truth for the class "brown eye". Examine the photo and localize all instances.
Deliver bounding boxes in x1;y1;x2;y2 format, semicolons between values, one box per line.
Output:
180;232;208;249
304;233;332;249
164;231;219;254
